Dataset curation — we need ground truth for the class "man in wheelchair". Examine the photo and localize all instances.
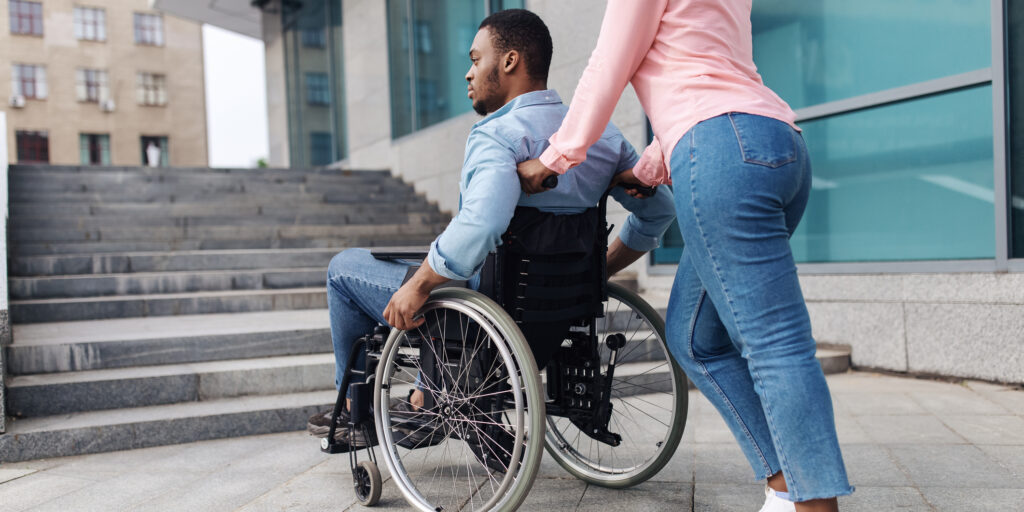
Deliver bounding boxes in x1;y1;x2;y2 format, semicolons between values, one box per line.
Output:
308;8;676;462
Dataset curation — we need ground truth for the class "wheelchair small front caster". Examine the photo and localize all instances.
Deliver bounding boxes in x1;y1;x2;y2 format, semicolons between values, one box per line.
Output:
353;460;382;506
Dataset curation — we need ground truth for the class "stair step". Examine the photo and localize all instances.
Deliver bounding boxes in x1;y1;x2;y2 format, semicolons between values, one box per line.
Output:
11;248;340;277
10;287;327;323
9;189;420;205
7;310;331;374
10;267;325;299
11;210;443;229
9;199;435;219
9;234;441;256
8;164;389;178
9;222;446;243
6;353;335;417
0;390;335;463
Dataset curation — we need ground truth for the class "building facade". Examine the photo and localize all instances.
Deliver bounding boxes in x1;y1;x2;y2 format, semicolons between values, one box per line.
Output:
161;0;1023;385
1;0;207;166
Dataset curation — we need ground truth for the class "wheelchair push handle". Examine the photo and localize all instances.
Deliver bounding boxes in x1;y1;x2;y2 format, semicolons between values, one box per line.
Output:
541;175;657;198
616;181;657;198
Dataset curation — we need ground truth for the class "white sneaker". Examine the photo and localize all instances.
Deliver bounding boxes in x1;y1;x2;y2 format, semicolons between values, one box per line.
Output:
758;485;796;512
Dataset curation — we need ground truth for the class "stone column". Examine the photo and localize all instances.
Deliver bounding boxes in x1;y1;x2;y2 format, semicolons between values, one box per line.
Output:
262;6;291;167
342;0;394;169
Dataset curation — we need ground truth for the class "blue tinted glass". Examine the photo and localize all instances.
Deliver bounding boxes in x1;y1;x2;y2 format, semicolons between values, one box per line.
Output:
388;0;487;138
283;0;345;166
791;86;994;262
1010;2;1024;258
752;0;991;109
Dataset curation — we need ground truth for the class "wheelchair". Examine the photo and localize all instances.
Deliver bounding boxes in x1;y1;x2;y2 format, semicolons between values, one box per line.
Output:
321;192;689;512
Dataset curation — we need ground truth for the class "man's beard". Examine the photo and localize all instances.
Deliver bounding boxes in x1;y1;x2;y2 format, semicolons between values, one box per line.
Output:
472;65;501;115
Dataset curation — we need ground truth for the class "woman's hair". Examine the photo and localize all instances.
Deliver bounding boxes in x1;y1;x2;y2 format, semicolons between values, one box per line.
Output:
478;9;553;81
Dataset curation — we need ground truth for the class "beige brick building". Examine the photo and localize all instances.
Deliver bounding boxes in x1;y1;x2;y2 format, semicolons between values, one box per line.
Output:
0;0;207;166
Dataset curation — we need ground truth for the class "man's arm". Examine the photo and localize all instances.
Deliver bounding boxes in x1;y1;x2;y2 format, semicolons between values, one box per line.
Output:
384;129;520;329
607;236;647;276
383;258;448;330
606;136;676;274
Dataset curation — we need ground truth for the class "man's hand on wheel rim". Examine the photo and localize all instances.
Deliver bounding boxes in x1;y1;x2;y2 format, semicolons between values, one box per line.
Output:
384;282;428;331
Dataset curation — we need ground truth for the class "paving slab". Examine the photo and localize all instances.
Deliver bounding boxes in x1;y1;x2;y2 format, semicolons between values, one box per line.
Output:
919;487;1024;511
836;486;932;511
939;415;1024;445
887;444;1024;488
854;414;966;445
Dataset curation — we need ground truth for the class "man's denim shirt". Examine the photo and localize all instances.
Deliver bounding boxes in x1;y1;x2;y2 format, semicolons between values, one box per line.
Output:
427;90;676;281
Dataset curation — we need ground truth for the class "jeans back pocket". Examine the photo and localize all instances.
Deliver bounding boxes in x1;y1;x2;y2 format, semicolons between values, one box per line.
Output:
728;113;797;168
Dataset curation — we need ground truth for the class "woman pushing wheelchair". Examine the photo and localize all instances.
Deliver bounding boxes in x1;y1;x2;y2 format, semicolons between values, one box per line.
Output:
516;2;853;511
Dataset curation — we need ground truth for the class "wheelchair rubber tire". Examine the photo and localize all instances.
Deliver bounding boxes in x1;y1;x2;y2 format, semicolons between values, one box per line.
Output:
543;282;689;488
354;460;382;506
373;288;545;512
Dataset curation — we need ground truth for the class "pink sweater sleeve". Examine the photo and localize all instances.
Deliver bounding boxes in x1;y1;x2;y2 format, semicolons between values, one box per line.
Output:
539;0;668;174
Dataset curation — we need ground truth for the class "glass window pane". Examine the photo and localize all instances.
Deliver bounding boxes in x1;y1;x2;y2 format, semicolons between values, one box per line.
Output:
283;0;346;166
387;0;486;138
387;0;415;137
791;86;994;262
752;0;991;109
1010;1;1024;258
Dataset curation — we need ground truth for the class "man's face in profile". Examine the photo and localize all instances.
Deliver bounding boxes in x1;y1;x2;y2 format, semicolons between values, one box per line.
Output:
465;27;503;116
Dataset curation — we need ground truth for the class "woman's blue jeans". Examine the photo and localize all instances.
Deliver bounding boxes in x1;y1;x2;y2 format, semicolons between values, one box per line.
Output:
665;113;853;501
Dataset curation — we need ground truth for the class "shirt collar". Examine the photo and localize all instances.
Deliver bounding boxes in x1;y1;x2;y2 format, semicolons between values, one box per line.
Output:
473;89;563;129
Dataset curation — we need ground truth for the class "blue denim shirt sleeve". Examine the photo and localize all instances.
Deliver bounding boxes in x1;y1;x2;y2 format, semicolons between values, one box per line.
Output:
427;128;519;280
612;136;676;251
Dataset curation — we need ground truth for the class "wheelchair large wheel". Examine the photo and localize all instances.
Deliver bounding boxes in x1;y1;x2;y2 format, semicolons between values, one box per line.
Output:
374;288;545;512
544;282;688;488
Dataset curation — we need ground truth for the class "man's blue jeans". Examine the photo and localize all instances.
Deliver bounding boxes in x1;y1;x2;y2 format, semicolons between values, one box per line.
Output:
665;113;853;501
326;248;411;391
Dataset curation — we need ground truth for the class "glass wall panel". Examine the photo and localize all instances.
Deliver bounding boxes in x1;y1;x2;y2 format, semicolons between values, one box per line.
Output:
751;0;991;109
790;86;994;262
388;0;519;138
282;0;346;166
1010;1;1024;258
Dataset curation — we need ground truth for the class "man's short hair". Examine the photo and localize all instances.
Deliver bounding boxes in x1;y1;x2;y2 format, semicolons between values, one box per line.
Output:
478;9;553;81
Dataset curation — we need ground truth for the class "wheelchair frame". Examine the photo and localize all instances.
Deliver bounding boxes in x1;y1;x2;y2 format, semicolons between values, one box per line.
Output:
322;193;689;511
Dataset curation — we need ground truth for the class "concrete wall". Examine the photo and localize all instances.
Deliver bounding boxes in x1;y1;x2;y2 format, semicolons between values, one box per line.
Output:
0;0;208;166
641;271;1024;385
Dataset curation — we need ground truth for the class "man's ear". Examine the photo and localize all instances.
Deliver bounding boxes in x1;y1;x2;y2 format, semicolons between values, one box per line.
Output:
502;50;521;74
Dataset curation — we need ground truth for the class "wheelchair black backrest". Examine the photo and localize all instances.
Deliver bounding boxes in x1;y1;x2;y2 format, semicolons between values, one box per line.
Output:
476;200;611;367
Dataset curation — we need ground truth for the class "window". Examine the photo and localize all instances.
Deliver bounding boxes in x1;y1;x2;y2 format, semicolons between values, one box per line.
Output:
136;72;167;106
76;69;109;102
386;0;523;138
305;72;330;106
16;131;49;163
301;27;325;48
73;6;105;41
1011;2;1024;258
747;0;995;263
133;13;163;46
9;0;42;35
282;0;347;166
11;64;47;99
80;133;111;165
140;136;169;167
310;132;333;165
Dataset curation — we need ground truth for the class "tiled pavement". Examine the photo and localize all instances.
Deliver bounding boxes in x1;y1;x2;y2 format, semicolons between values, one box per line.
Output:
1;371;1022;511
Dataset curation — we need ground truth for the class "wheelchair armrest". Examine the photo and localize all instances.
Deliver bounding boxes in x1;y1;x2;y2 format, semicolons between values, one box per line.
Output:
370;246;430;261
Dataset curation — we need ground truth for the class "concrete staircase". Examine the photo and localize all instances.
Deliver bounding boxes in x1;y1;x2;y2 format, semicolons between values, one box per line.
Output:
0;165;449;462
